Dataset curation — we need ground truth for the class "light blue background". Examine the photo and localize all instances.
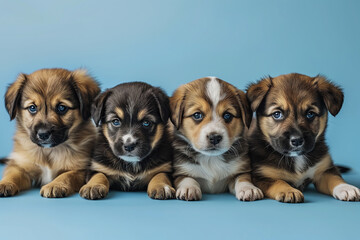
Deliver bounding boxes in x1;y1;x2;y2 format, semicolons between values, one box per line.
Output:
0;1;359;239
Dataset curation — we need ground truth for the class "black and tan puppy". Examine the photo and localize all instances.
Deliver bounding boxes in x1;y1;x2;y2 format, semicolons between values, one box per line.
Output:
0;68;100;197
247;73;360;203
79;82;175;200
170;77;263;201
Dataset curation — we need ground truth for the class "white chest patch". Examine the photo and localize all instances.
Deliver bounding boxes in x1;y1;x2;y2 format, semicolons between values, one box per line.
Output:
178;155;244;193
293;162;318;188
39;166;54;185
294;156;307;173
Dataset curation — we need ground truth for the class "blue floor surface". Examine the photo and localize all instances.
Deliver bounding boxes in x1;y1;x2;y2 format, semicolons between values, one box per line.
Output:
0;164;359;240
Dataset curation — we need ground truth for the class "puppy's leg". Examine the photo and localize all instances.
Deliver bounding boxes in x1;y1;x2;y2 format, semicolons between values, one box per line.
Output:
0;164;31;197
40;170;86;198
147;172;175;200
255;178;304;203
175;176;202;201
79;172;110;200
314;169;360;201
229;173;264;201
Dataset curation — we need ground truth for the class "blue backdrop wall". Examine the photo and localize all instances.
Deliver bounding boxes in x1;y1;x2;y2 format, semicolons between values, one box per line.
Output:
1;0;359;168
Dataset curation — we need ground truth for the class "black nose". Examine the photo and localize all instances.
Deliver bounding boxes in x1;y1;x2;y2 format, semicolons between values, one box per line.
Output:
290;136;304;147
124;143;137;152
208;134;223;145
37;130;51;141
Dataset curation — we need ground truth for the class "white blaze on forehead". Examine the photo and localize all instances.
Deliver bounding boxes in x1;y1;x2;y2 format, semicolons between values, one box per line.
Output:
122;133;136;143
206;77;224;107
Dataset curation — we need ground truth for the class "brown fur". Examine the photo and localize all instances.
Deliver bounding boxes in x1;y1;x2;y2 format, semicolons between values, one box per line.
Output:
79;82;175;200
247;73;359;202
170;77;263;201
0;68;100;198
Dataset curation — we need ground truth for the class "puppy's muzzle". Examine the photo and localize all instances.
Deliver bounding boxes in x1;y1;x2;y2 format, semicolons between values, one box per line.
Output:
290;135;304;148
207;133;223;146
123;142;137;153
37;129;52;141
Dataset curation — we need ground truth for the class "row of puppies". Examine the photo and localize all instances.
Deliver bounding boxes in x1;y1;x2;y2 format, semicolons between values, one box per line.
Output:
0;68;359;203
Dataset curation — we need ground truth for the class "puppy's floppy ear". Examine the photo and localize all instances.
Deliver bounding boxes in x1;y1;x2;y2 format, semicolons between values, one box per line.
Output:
70;69;101;120
313;75;344;116
236;89;252;129
5;73;28;120
169;85;186;129
149;87;170;123
92;91;112;127
246;76;272;112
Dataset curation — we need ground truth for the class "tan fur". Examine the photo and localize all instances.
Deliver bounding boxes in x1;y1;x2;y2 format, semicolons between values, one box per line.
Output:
151;124;164;149
266;180;304;203
91;161;172;184
137;109;148;121
147;172;175;199
0;68;100;198
79;173;110;200
115;107;124;120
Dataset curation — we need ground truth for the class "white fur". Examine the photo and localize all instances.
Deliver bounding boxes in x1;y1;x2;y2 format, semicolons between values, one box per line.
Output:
289;151;299;157
206;77;223;107
163;186;174;199
178;155;246;193
294;155;307;173
119;155;141;163
234;181;264;201
293;161;318;188
39;166;53;185
176;177;202;200
333;183;360;201
194;77;230;152
122;134;136;144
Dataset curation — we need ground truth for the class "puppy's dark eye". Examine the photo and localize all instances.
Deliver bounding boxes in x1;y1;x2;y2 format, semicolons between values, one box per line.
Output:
112;119;121;127
306;111;316;120
272;111;284;120
142;120;152;128
56;105;68;115
223;112;233;123
28;105;37;114
192;112;203;121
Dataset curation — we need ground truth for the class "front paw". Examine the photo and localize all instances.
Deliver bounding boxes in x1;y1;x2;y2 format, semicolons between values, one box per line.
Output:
80;184;109;200
333;183;360;201
176;186;202;201
0;181;19;197
148;184;175;200
235;182;264;201
40;183;71;198
274;187;304;203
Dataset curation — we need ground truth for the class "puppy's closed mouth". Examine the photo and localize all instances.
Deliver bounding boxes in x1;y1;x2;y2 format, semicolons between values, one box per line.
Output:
283;150;303;157
119;155;141;163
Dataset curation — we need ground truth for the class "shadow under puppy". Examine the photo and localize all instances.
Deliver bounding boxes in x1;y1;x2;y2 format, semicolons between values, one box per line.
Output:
0;68;100;197
247;73;360;203
170;77;263;201
80;82;175;200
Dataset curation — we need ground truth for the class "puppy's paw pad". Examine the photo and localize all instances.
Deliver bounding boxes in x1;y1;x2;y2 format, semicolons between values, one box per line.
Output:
176;186;202;201
333;183;360;201
148;185;175;200
80;184;108;200
40;184;71;198
0;181;19;197
274;188;304;203
236;183;264;201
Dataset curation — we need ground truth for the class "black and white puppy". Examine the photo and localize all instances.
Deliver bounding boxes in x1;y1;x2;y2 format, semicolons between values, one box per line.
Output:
80;82;175;200
170;77;263;201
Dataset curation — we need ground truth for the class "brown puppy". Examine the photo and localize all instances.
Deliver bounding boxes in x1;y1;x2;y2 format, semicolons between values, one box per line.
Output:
80;82;175;200
0;68;100;198
170;77;263;201
247;73;360;203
